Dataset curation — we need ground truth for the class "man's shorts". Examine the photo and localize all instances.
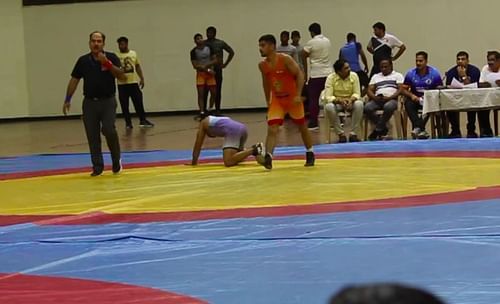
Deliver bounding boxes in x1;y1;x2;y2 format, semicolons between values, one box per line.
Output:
196;71;216;87
223;125;248;151
267;96;305;126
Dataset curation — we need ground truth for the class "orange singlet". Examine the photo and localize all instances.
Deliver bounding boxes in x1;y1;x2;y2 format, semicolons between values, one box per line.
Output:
260;53;305;125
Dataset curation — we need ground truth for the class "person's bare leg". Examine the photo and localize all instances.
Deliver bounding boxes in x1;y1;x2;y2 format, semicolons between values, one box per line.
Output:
297;123;313;150
223;148;255;167
265;124;280;155
197;86;206;114
208;86;216;112
263;124;280;169
297;122;315;166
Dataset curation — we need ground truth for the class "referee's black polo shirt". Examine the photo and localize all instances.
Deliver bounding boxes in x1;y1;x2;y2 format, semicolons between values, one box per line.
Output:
71;52;121;99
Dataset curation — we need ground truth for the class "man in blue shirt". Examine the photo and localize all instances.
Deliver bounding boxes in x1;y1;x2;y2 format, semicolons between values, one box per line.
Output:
445;51;492;138
402;51;443;139
339;33;369;96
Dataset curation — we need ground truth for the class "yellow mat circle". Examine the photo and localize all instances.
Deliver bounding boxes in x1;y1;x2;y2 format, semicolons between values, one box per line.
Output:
1;157;499;215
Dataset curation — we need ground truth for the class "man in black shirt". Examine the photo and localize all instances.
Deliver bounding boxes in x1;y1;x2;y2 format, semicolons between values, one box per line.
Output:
63;31;126;176
204;26;235;115
445;51;492;138
367;22;406;78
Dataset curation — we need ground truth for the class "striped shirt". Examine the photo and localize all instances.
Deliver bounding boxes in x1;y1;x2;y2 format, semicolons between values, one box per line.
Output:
369;70;404;97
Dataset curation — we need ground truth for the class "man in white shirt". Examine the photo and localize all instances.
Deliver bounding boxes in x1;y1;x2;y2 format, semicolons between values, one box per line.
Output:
277;31;298;62
477;50;499;138
302;22;333;130
480;51;500;88
367;22;406;78
365;59;404;140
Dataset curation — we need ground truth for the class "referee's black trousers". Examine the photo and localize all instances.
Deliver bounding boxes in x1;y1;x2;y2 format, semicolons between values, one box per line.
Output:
82;96;121;171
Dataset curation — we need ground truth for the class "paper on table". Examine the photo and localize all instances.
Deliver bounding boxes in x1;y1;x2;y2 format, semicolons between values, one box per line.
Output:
464;82;478;88
449;78;478;89
450;78;464;88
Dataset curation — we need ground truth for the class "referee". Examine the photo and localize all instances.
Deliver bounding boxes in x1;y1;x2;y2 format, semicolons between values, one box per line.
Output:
63;31;125;176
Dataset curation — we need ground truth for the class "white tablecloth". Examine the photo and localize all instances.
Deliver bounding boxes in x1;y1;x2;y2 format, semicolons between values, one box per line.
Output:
423;88;500;114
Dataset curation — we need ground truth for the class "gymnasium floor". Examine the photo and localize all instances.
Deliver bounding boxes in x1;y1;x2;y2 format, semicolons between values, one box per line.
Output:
0;112;499;304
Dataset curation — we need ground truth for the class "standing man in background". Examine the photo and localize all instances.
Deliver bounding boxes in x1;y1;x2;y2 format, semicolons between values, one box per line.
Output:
367;22;406;77
116;36;154;129
205;26;235;115
339;33;370;96
291;30;308;115
277;31;299;62
291;30;305;71
302;22;332;130
63;31;125;176
191;33;218;119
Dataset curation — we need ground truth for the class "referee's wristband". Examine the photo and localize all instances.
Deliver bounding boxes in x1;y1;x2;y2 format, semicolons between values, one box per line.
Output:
102;60;113;70
64;95;72;103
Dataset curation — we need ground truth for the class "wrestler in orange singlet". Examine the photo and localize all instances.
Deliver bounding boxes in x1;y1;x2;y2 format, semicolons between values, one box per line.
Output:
258;34;315;170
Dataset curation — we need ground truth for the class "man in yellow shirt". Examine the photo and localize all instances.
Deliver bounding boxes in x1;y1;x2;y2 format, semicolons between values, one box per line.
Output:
116;36;154;129
322;59;363;142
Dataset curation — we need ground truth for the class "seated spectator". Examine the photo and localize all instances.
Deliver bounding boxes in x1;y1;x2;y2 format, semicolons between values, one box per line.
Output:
480;50;500;88
402;51;443;139
339;33;370;96
322;59;364;143
445;51;492;138
365;59;404;140
328;283;446;304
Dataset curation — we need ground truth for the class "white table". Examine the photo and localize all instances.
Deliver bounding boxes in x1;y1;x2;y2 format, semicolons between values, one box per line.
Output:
423;88;500;115
423;88;500;137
